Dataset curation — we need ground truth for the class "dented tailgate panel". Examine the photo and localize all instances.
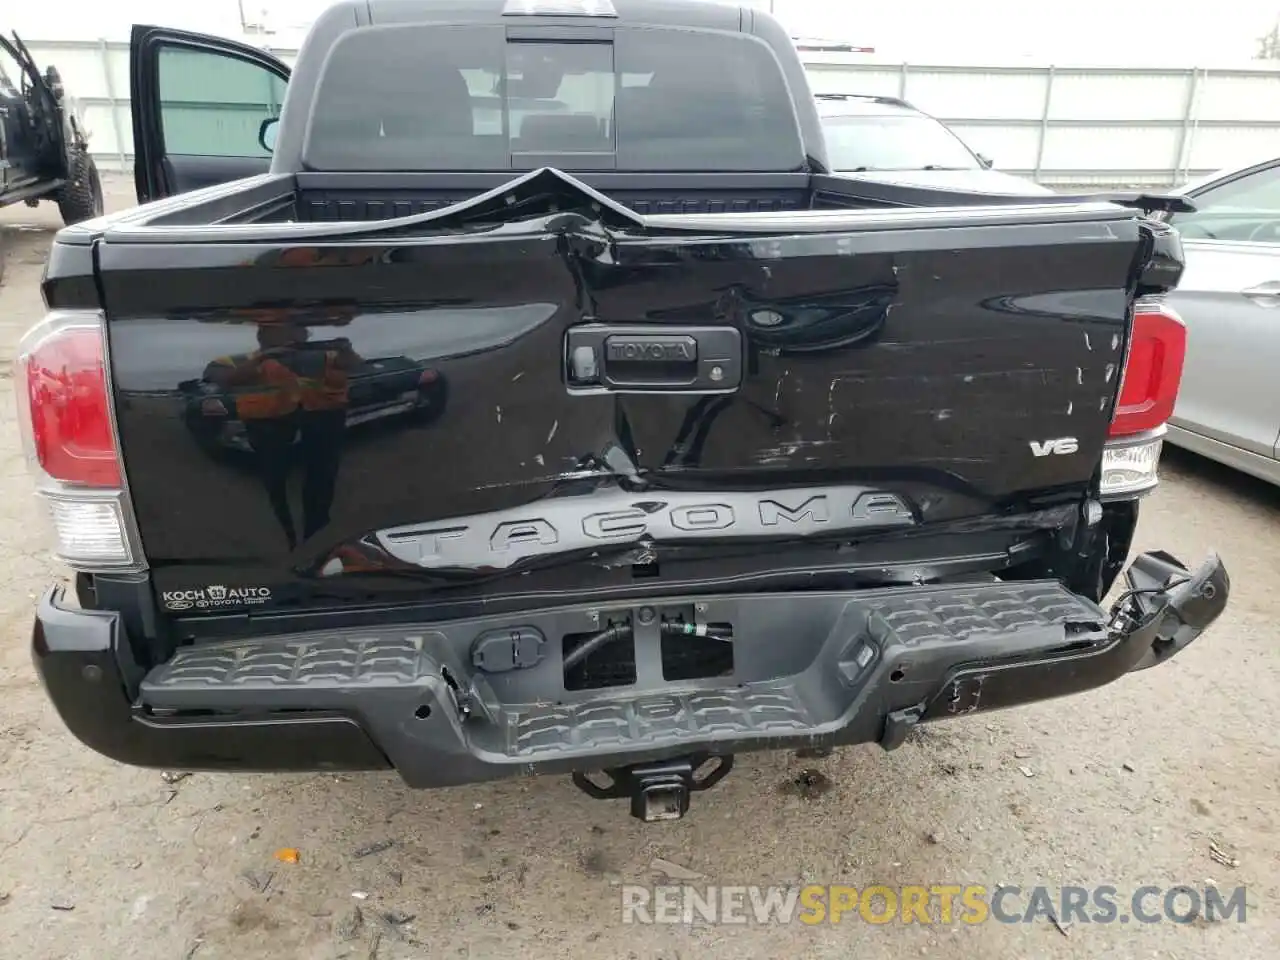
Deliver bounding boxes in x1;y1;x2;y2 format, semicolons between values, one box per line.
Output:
95;173;1144;609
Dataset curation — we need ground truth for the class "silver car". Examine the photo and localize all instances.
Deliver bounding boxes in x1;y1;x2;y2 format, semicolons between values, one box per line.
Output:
815;94;1054;195
1163;157;1280;485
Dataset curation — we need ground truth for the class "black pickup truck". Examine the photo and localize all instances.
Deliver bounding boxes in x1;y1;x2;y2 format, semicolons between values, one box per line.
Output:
18;0;1228;822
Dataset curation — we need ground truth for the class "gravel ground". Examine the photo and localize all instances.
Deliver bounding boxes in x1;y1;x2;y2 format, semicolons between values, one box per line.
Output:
0;178;1276;960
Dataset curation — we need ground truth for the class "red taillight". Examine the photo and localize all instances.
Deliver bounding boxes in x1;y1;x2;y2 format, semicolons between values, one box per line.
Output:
16;311;140;569
419;368;439;385
1108;301;1186;438
20;321;121;487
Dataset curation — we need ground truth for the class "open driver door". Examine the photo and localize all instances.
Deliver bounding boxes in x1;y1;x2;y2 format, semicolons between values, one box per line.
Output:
130;24;291;203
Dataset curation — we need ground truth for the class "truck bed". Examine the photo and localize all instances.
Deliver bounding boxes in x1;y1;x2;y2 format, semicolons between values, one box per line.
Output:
113;170;843;228
107;168;1161;231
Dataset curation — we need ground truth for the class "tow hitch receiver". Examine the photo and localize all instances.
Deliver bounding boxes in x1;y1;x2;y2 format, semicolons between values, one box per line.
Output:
572;754;734;822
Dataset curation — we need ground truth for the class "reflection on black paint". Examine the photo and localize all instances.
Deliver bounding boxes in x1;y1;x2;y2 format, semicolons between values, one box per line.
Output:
658;282;896;354
199;322;358;549
979;288;1130;323
180;307;451;552
738;283;895;354
658;395;789;471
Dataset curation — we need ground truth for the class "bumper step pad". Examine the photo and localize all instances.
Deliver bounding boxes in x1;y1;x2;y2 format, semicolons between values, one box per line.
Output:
142;581;1108;763
34;552;1226;786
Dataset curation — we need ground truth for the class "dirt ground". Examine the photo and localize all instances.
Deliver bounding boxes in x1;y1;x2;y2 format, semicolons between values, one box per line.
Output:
0;178;1276;960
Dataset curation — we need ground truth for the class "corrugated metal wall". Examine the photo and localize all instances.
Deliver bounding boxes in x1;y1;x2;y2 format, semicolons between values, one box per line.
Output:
25;38;1280;187
805;55;1280;186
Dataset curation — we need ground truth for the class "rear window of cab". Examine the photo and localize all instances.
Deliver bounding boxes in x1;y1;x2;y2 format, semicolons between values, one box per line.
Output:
302;23;806;172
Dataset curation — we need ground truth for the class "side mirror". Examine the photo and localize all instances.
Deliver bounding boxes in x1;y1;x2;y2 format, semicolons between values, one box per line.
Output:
976;153;994;169
258;116;280;154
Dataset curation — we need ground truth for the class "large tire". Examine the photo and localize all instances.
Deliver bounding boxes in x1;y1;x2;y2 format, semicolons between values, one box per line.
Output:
56;150;104;226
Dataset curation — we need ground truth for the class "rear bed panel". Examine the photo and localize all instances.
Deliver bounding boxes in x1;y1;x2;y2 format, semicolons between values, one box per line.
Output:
97;193;1144;612
297;188;812;221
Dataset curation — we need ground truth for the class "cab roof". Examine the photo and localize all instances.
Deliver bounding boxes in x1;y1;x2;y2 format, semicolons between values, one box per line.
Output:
365;0;745;30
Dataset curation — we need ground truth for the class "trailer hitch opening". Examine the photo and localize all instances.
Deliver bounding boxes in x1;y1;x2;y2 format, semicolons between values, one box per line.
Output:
571;753;734;822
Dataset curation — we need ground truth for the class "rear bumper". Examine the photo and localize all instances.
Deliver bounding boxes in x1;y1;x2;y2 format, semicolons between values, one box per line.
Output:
32;551;1228;787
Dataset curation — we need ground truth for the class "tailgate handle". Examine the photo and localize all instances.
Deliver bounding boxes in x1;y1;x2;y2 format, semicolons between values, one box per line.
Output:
566;325;742;393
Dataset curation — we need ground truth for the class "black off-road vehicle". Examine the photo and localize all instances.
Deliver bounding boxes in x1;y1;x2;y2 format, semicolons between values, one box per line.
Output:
0;32;104;227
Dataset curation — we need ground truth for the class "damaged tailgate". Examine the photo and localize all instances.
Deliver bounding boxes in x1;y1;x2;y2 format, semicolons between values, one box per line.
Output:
97;170;1156;606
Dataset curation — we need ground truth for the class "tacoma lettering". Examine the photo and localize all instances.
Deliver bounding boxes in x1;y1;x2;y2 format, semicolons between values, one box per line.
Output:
377;487;914;570
669;504;734;531
759;496;830;526
490;520;559;552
